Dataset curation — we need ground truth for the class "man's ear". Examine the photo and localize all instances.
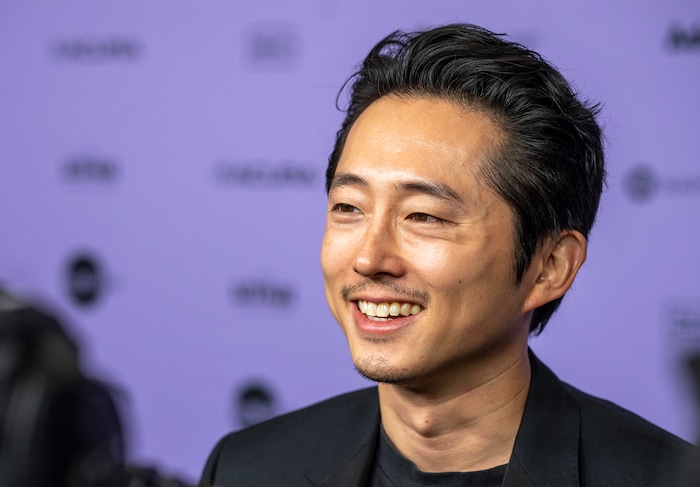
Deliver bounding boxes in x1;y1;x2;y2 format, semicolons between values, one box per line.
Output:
522;230;587;313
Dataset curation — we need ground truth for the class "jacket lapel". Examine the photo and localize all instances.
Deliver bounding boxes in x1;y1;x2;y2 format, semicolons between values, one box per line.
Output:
503;351;581;487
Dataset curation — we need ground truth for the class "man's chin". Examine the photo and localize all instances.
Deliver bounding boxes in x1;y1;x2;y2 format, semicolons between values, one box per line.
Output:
353;361;416;386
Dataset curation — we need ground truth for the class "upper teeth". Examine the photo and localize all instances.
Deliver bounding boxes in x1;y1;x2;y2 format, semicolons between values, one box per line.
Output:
358;300;423;318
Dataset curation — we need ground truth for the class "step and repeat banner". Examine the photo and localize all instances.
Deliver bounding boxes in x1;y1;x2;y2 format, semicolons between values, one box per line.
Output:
1;1;699;482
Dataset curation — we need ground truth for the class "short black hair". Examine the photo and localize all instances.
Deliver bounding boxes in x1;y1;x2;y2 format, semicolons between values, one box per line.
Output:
326;23;605;334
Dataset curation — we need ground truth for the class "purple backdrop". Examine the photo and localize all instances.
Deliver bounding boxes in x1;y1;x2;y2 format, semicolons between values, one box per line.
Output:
1;1;699;482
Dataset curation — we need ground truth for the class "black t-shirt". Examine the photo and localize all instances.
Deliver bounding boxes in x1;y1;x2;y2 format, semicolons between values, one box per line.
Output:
368;426;506;487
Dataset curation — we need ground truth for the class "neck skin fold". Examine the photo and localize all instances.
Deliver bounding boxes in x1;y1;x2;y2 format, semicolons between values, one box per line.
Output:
377;345;531;473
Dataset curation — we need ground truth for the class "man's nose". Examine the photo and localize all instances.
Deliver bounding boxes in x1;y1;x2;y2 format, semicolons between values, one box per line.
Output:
352;217;405;279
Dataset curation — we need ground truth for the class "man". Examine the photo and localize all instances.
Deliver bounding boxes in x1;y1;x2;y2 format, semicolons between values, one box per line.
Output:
200;24;690;486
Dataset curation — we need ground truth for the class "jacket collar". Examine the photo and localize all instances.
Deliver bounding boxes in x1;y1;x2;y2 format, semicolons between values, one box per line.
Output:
304;388;380;487
503;350;581;487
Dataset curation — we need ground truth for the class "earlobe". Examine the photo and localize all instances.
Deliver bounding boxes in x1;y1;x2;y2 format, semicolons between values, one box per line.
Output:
523;230;587;312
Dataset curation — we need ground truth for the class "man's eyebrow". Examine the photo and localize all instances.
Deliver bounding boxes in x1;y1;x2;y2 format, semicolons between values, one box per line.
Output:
329;172;466;209
397;180;466;210
328;172;369;192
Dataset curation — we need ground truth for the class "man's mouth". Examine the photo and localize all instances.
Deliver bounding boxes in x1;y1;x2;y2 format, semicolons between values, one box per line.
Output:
357;300;424;322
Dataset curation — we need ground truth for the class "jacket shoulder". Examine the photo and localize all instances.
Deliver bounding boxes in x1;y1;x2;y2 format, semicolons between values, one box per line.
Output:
565;383;691;485
515;353;693;486
200;387;379;486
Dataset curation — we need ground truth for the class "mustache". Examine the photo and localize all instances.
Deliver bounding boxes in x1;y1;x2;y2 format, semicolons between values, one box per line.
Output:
341;280;430;305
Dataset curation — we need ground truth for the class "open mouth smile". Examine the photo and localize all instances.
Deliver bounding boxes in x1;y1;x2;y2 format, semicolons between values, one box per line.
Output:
357;300;424;321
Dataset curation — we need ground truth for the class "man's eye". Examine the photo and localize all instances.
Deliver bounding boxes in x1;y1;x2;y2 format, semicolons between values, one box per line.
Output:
332;203;360;213
410;213;440;223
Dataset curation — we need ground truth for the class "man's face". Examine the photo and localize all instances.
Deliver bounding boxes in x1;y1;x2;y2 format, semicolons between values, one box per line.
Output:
321;96;541;390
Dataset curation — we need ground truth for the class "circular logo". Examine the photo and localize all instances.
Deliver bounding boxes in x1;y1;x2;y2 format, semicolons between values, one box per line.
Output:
234;382;277;428
66;254;103;307
624;165;659;203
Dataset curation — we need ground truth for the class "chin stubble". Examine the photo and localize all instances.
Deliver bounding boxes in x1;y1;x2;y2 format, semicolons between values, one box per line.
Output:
353;359;416;386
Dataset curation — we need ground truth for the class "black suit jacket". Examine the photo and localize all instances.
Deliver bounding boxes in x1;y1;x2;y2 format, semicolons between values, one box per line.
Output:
200;352;691;486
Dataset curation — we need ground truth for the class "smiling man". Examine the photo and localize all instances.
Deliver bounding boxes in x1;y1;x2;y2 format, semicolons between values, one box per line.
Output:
201;24;690;486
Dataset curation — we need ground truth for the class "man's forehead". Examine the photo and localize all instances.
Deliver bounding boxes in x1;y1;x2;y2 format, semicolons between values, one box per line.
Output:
346;95;502;156
335;96;502;196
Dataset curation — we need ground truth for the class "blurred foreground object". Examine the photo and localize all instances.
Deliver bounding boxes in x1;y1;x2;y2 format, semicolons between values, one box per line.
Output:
0;288;192;487
0;288;125;487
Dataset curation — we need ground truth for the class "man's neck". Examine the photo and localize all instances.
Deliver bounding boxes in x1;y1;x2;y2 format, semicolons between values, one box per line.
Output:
377;348;531;473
